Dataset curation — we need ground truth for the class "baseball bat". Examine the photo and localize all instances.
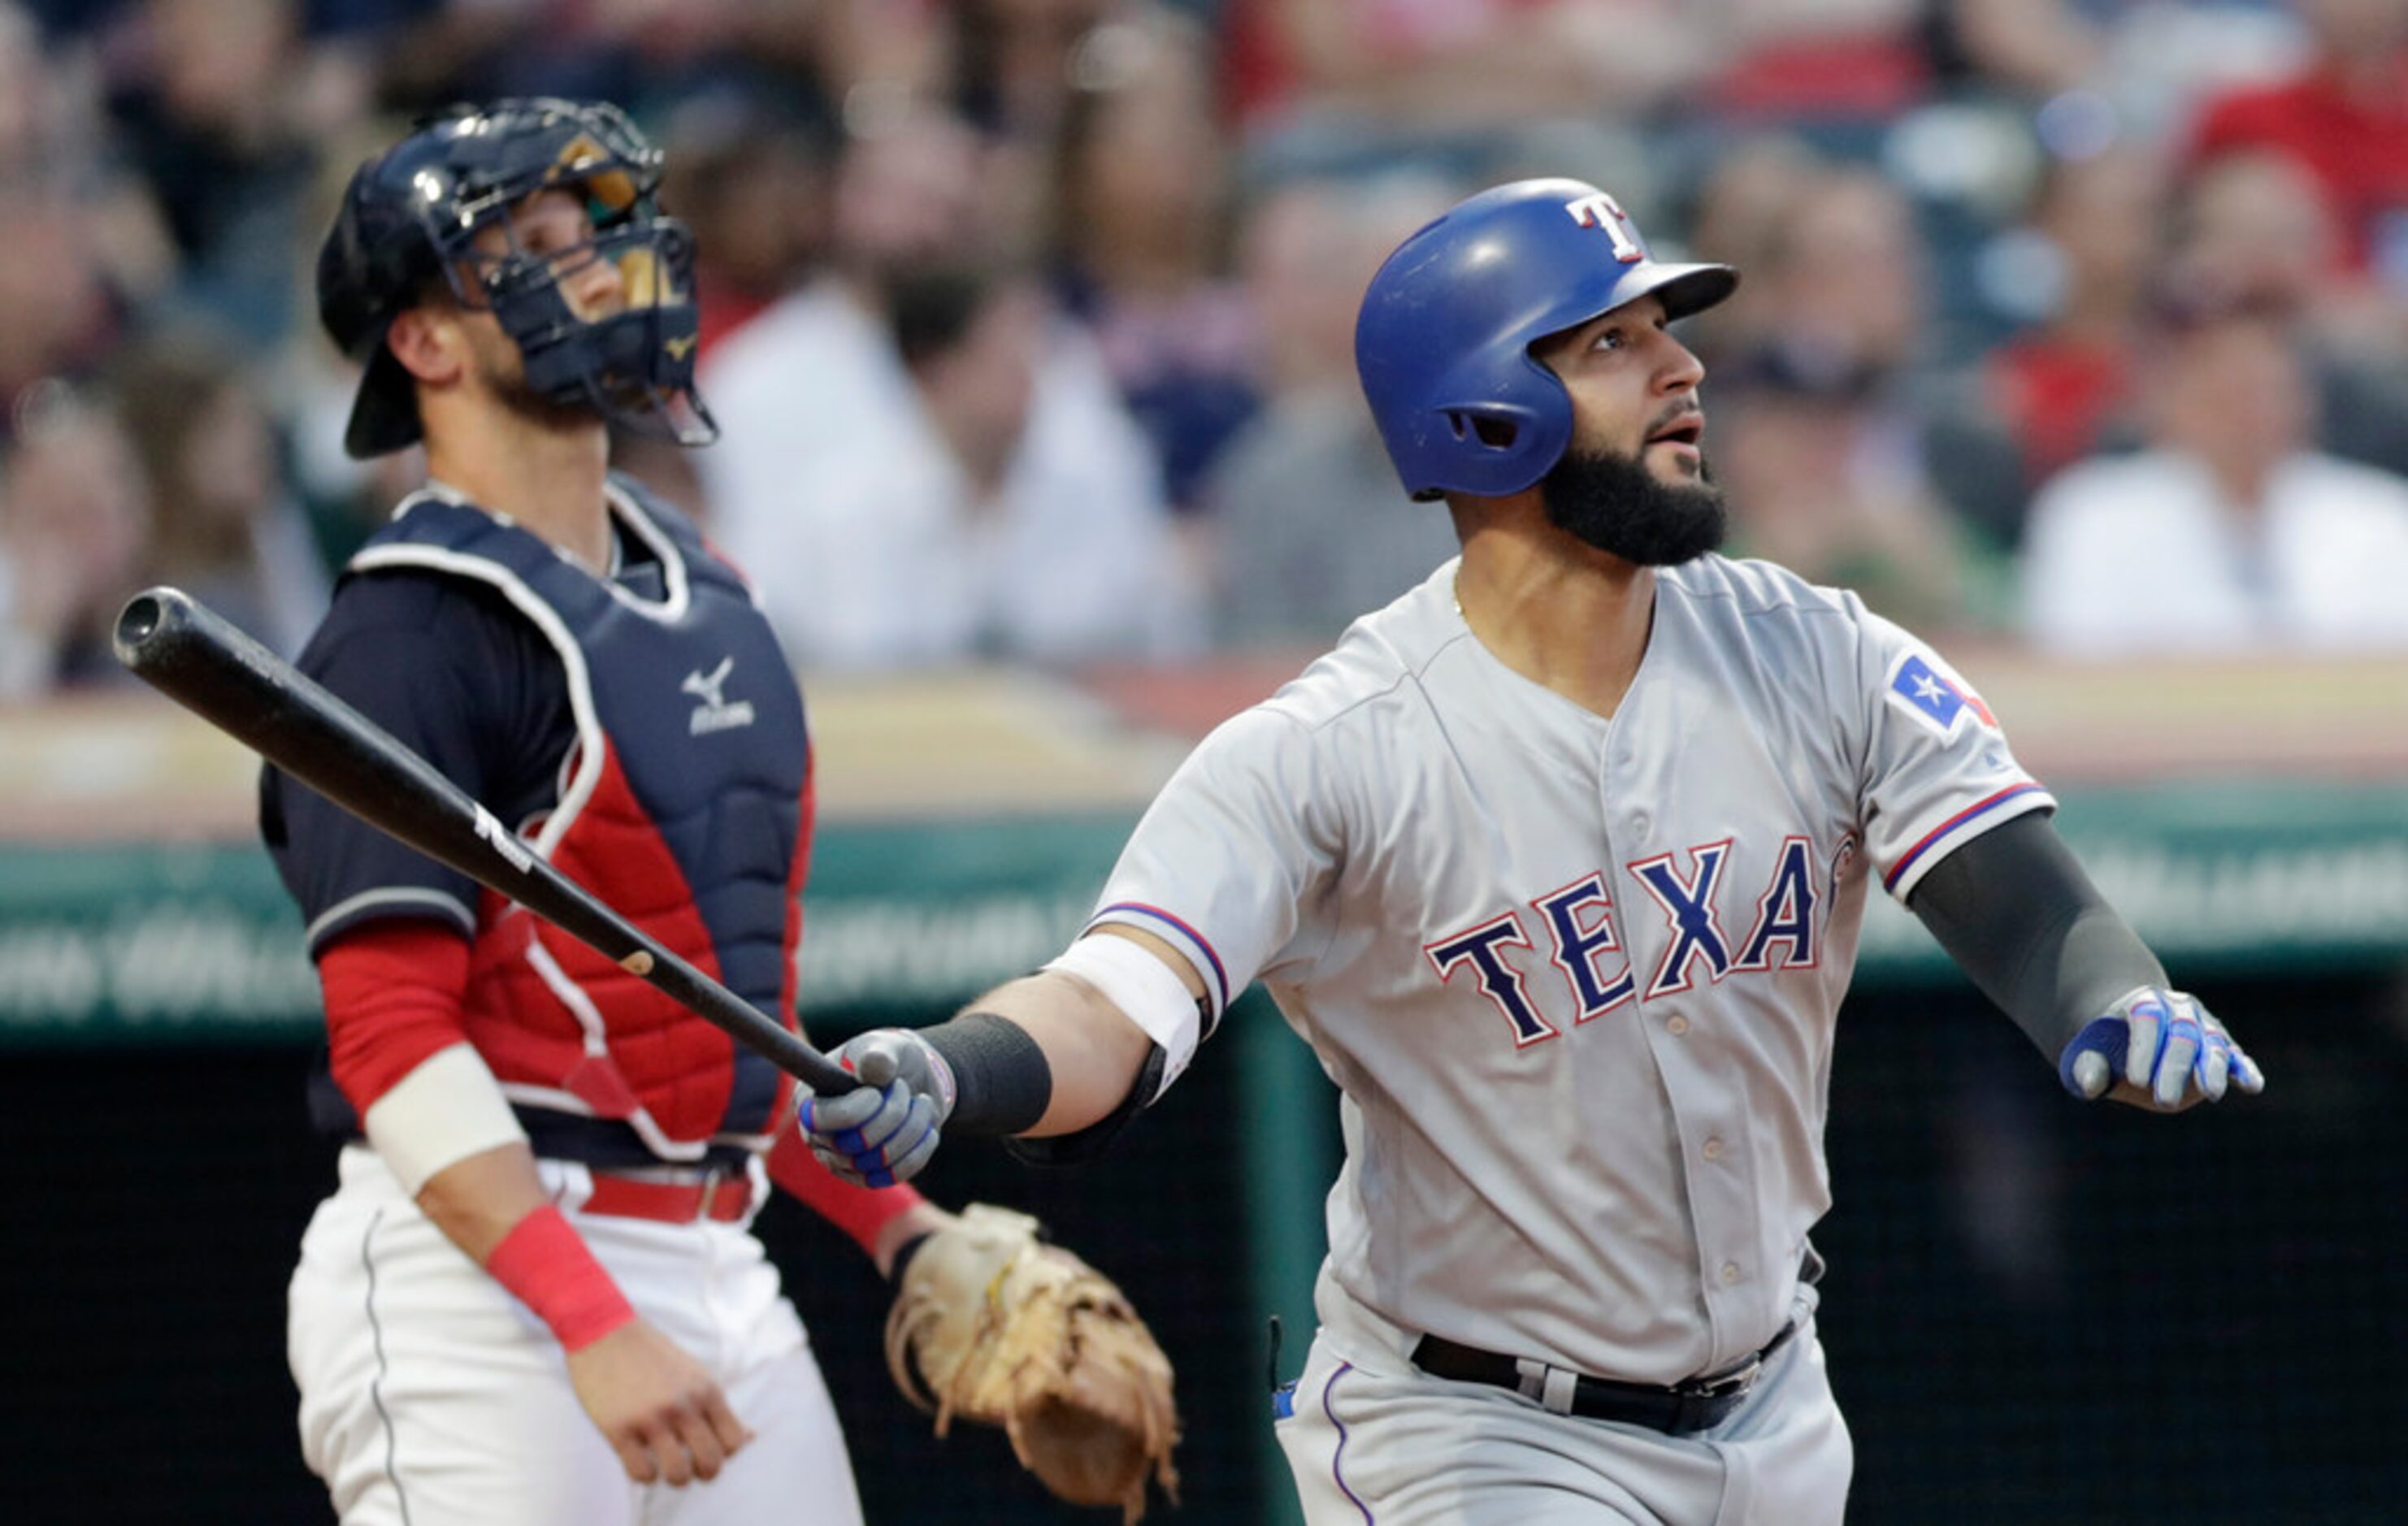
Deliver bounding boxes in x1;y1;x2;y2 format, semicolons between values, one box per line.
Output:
112;586;857;1095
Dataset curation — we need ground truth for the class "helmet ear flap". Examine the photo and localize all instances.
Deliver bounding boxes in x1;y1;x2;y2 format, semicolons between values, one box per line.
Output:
1416;360;1574;500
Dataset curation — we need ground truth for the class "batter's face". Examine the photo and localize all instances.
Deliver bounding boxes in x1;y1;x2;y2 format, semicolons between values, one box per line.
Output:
1529;293;1727;566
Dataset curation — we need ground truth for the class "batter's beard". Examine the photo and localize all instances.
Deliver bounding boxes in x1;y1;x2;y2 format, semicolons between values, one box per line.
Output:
1539;443;1728;567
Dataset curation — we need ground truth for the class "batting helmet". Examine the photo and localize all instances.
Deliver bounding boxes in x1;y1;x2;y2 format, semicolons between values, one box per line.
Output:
1355;178;1736;501
317;98;714;458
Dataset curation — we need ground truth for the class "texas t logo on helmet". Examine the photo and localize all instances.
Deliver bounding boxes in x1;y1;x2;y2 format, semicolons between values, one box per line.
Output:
1563;190;1647;263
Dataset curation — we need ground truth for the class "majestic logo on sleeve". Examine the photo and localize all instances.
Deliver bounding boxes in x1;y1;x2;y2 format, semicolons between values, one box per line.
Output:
1884;650;1996;742
1428;836;1835;1048
682;657;757;735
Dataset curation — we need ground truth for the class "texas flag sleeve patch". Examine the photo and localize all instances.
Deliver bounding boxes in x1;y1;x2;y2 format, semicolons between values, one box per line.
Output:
1884;650;1998;741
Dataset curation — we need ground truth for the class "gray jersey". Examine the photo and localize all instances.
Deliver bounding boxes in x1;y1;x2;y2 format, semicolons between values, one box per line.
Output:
1089;555;2051;1386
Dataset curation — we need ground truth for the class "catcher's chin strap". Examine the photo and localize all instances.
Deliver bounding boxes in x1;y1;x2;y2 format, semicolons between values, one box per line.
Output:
1004;1043;1168;1168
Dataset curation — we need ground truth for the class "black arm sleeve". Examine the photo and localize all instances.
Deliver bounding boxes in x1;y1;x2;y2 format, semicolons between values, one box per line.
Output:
1904;811;2166;1060
917;1007;1166;1167
918;1011;1054;1135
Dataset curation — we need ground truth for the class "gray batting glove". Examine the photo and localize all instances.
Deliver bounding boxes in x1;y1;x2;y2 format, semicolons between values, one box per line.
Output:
796;1029;957;1187
2057;986;2266;1110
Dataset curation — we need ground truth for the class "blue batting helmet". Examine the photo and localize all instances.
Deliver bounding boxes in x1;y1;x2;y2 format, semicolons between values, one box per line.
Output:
318;98;714;458
1355;178;1736;501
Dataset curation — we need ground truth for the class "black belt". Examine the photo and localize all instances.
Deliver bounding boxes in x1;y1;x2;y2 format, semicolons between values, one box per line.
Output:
1411;1320;1800;1434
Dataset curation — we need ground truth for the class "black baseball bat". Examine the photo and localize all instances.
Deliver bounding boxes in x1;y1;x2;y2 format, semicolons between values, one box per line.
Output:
112;585;857;1095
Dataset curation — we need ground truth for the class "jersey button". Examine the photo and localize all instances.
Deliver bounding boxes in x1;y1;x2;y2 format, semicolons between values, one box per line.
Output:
1720;1262;1742;1285
1666;1015;1690;1036
1702;1136;1724;1160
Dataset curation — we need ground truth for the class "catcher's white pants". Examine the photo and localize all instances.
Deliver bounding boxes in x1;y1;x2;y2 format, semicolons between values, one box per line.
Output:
1275;1285;1850;1525
289;1146;863;1526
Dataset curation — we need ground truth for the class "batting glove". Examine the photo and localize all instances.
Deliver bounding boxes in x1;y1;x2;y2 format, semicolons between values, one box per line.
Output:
2058;986;2266;1110
797;1030;958;1187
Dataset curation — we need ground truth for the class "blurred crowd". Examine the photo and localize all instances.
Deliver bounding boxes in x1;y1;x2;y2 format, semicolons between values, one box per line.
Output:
3;0;2408;700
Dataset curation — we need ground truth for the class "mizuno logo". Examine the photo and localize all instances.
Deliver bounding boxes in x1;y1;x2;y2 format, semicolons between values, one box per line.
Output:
683;657;756;735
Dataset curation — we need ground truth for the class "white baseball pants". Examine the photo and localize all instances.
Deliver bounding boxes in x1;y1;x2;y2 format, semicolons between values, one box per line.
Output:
289;1147;863;1526
1274;1315;1851;1525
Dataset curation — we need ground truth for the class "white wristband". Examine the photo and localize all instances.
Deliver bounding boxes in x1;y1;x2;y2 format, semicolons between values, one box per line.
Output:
1043;934;1205;1101
362;1043;531;1196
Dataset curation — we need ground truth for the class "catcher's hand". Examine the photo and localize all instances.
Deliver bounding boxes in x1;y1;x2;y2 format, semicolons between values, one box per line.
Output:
2059;986;2265;1110
886;1205;1180;1523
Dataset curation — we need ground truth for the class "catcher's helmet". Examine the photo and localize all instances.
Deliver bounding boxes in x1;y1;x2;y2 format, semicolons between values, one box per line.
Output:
1355;178;1736;501
318;98;714;458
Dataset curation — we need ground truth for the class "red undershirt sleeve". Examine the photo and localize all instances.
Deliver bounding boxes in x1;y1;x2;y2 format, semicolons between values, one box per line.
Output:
767;1118;928;1257
318;920;475;1116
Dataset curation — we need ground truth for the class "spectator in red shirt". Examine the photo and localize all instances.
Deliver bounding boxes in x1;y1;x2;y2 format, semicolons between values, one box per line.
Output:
2169;147;2408;478
1983;145;2167;491
2189;0;2408;277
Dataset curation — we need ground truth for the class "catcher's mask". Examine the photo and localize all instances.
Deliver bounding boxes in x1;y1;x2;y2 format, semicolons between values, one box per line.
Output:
1354;177;1736;502
317;98;716;458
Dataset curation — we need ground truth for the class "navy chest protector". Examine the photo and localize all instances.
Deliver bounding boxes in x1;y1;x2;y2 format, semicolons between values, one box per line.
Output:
349;475;809;1160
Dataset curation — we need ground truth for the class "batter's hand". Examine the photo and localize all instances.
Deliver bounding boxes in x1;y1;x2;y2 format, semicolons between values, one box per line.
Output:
796;1029;957;1187
565;1316;753;1486
2058;986;2265;1112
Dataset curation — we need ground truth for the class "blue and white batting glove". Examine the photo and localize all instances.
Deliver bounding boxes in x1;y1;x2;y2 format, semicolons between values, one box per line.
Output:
796;1029;958;1187
2058;986;2266;1109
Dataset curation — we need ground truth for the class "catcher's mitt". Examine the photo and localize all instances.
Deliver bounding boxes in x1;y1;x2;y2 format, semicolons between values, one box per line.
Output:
886;1204;1180;1523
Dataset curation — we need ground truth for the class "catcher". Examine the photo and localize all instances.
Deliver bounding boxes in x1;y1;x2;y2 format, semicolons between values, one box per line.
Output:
276;98;1177;1525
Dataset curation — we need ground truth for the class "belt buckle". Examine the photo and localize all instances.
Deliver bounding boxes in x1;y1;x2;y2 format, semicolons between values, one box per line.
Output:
692;1165;727;1223
1679;1354;1761;1404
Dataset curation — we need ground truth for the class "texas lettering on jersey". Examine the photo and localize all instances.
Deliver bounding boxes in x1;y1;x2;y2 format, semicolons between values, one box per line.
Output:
1424;834;1850;1047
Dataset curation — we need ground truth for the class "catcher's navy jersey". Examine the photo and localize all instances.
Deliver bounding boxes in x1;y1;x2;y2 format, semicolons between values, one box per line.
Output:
265;474;812;1165
1088;554;2052;1385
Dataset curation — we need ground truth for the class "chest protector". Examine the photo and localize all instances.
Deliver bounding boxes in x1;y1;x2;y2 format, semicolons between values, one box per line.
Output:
351;476;809;1163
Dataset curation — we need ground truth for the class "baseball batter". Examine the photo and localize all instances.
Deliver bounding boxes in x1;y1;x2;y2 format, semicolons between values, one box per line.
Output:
798;179;2264;1524
271;100;964;1525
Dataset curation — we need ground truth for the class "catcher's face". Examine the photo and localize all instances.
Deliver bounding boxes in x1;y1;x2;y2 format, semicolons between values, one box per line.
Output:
404;188;633;427
1531;293;1710;491
451;189;630;388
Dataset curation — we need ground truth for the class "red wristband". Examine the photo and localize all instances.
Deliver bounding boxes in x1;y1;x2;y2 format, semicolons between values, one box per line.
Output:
484;1205;636;1352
